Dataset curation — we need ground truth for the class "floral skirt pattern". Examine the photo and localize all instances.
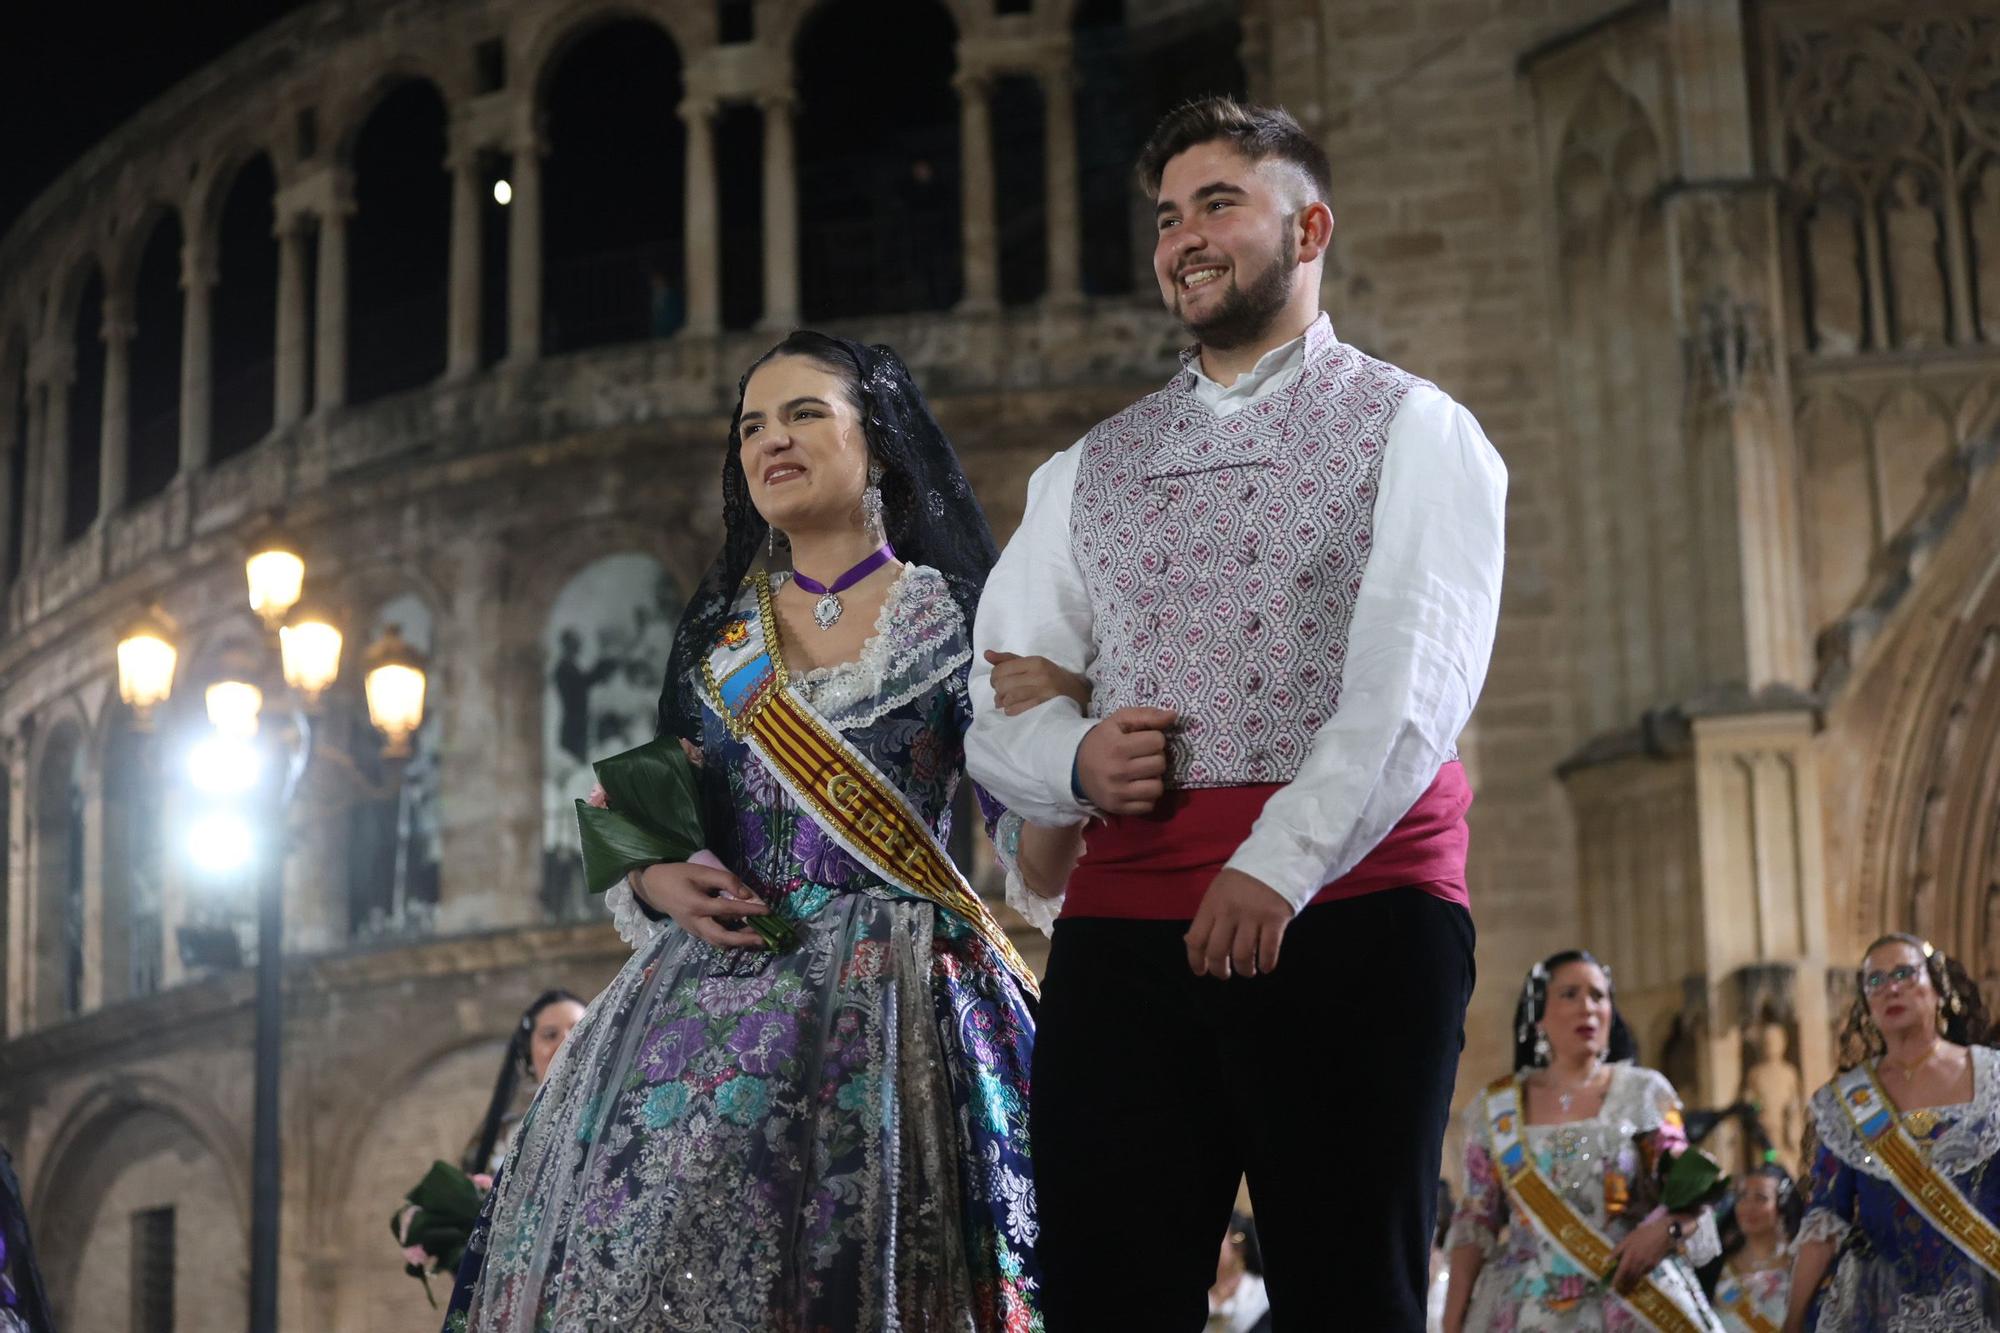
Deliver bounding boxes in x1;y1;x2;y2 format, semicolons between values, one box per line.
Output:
1463;1232;1717;1332
444;887;1042;1332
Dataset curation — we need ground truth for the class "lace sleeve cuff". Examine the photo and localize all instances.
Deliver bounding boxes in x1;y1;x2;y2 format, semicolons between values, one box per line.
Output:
1444;1213;1498;1259
605;879;666;950
1797;1207;1851;1248
994;811;1064;936
1681;1209;1721;1268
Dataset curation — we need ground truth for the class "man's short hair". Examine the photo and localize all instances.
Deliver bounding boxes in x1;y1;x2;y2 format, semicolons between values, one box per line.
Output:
1136;96;1333;209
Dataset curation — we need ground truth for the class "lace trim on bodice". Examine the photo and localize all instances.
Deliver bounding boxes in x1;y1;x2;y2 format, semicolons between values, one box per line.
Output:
1807;1044;2000;1181
776;565;971;732
1463;1062;1679;1141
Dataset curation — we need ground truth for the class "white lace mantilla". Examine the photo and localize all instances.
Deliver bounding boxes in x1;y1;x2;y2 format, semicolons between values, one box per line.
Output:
1807;1044;2000;1182
779;565;971;732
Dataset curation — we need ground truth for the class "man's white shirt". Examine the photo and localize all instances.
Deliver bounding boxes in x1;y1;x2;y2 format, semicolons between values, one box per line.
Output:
966;323;1507;914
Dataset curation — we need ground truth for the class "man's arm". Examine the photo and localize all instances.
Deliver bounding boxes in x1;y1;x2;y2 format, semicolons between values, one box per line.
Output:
966;445;1098;825
1225;386;1507;908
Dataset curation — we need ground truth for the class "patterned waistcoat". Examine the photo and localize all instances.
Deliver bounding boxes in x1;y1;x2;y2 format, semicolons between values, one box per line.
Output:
1069;321;1426;787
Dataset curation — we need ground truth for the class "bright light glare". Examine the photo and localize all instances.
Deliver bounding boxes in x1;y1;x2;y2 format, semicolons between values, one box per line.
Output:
186;735;263;796
492;179;513;205
187;811;255;876
206;680;264;740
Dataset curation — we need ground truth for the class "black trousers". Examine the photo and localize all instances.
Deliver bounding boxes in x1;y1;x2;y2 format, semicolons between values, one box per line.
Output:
1030;888;1475;1333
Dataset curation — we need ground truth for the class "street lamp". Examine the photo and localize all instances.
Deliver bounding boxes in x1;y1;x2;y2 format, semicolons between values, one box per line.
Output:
116;609;179;728
111;548;426;1333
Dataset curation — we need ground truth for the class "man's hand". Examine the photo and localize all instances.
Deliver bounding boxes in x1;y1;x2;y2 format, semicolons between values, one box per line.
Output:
1074;706;1176;813
984;649;1091;715
1185;868;1293;978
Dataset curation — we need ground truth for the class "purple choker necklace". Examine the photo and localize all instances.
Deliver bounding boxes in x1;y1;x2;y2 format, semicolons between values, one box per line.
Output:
791;543;896;629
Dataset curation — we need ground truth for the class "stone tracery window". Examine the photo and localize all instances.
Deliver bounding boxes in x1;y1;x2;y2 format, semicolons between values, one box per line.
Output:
1777;15;2000;354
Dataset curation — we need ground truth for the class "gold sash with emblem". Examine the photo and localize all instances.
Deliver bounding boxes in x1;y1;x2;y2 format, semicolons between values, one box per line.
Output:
1483;1076;1715;1333
1832;1061;2000;1280
1712;1268;1778;1333
702;571;1040;998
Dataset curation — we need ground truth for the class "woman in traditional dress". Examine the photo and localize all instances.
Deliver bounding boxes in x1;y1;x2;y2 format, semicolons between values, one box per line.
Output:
459;989;587;1177
1783;934;2000;1331
445;333;1083;1333
1705;1164;1799;1333
1443;949;1723;1333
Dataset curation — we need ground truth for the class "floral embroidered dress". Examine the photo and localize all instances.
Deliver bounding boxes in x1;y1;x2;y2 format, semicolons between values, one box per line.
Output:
1798;1044;2000;1332
446;565;1042;1333
1710;1256;1787;1333
1448;1064;1723;1332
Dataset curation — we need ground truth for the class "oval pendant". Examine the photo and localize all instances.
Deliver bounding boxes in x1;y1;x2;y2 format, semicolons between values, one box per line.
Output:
812;593;843;629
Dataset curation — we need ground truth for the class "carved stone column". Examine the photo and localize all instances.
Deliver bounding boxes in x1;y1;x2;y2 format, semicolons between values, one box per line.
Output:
98;292;135;521
507;133;544;364
313;176;356;411
758;91;800;332
18;368;45;561
1042;58;1083;308
179;239;217;472
954;70;999;313
446;135;484;380
273;214;311;427
36;345;73;556
680;95;722;336
0;363;18;578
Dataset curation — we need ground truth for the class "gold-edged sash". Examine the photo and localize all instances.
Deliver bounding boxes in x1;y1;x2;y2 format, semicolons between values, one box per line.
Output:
1483;1076;1712;1333
704;572;1040;998
1832;1061;2000;1280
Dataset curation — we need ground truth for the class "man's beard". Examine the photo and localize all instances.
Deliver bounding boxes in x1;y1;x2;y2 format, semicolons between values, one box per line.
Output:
1174;228;1298;350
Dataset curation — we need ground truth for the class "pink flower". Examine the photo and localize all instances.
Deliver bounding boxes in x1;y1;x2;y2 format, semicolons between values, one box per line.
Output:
586;784;610;809
402;1244;430;1267
471;1173;494;1191
393;1204;418;1244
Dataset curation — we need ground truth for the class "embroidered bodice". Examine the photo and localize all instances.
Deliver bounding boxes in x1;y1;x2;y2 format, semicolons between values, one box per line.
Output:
1807;1045;2000;1184
1454;1065;1681;1240
1068;320;1426;788
607;564;997;948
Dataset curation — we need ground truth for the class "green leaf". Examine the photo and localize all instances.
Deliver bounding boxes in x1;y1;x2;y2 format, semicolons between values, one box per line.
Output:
573;737;708;894
593;737;706;856
577;802;682;895
1661;1147;1729;1212
405;1160;482;1221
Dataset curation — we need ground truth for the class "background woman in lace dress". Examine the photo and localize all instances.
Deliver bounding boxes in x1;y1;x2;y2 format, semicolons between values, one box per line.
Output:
1703;1164;1799;1333
1784;935;2000;1332
443;333;1084;1333
1443;950;1723;1332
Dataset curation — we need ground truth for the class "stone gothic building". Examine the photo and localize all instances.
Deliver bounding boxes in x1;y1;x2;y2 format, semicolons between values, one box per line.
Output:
0;0;1995;1328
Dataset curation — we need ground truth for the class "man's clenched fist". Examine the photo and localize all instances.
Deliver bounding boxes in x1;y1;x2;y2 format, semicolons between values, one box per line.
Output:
1074;707;1177;814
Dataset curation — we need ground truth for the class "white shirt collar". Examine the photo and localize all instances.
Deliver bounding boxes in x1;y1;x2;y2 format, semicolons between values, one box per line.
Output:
1184;314;1330;415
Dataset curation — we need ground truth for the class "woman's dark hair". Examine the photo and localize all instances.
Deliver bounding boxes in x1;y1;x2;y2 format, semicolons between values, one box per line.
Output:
1511;949;1639;1073
1836;933;1992;1071
658;331;998;750
1224;1210;1263;1277
1700;1163;1804;1298
464;989;584;1174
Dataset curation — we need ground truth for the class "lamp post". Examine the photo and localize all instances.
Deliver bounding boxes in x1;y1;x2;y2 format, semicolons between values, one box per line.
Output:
116;538;426;1333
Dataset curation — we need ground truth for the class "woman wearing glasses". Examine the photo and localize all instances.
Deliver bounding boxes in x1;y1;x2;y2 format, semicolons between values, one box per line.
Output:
1784;934;1999;1331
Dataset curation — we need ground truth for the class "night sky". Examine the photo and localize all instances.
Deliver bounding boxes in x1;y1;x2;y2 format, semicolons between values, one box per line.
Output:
0;2;311;237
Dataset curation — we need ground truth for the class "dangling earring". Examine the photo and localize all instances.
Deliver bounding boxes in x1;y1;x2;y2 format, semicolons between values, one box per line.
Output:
1534;1028;1552;1067
861;462;885;540
768;525;777;559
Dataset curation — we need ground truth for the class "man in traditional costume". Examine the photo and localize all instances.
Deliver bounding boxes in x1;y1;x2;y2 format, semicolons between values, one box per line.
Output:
968;97;1507;1331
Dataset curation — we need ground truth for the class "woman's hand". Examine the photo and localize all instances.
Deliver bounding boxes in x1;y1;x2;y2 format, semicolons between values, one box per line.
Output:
1608;1213;1675;1292
631;861;769;949
985;650;1090;715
